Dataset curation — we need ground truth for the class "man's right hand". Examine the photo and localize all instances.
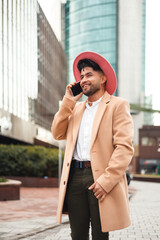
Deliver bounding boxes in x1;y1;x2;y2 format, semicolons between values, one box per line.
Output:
65;83;83;102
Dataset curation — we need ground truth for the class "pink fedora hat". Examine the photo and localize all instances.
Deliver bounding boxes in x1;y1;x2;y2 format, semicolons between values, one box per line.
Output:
73;51;117;95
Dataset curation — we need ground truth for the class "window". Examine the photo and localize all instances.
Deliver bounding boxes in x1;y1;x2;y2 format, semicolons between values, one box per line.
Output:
148;137;157;146
141;137;149;146
141;136;157;146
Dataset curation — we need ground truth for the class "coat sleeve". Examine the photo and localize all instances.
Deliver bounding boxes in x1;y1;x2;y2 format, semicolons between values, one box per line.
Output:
51;96;76;140
96;99;134;193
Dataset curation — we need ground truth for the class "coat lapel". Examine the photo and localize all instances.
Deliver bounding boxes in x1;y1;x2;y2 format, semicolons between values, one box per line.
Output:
90;92;111;150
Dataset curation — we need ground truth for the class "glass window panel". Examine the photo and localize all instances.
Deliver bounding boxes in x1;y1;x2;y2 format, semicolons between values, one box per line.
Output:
17;1;21;117
70;0;116;12
148;137;157;146
70;28;116;48
141;137;149;146
70;3;116;22
3;0;8;111
8;0;13;113
70;16;116;36
13;0;17;115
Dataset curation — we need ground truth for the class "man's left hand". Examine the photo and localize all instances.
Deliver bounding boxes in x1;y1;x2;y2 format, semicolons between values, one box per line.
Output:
88;182;107;202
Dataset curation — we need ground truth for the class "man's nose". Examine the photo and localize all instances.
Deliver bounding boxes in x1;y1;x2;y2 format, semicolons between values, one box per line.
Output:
80;77;87;85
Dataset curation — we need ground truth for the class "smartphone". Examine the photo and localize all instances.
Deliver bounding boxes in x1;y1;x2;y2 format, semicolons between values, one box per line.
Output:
70;82;82;96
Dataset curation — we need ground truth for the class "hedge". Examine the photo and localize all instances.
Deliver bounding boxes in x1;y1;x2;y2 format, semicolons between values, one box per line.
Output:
0;144;64;177
0;176;8;182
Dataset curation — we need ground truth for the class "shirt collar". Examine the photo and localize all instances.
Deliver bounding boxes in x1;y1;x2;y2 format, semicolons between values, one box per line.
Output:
86;95;103;109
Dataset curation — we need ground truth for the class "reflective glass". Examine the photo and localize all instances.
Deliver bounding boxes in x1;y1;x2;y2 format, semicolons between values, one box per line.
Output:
70;0;117;12
8;0;13;113
3;1;8;111
69;16;116;36
1;0;38;121
0;0;68;132
64;0;118;84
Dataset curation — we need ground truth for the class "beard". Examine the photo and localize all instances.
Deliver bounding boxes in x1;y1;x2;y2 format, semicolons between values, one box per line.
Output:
83;83;100;96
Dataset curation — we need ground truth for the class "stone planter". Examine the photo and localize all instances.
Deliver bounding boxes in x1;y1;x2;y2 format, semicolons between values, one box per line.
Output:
0;179;21;201
6;176;58;187
133;174;160;183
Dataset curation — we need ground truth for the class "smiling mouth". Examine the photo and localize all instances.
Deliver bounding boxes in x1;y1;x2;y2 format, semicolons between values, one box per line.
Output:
82;84;90;89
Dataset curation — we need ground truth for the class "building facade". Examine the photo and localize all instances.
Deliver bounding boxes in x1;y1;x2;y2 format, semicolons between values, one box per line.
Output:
0;1;67;146
62;0;146;145
138;126;160;174
36;4;67;131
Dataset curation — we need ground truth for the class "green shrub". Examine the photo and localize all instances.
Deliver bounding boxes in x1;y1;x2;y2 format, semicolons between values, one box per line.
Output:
0;144;63;177
0;176;8;182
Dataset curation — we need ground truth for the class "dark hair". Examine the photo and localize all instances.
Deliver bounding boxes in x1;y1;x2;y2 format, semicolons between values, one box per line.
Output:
77;58;104;74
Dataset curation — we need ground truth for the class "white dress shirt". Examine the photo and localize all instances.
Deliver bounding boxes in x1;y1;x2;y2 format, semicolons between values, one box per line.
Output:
73;96;103;161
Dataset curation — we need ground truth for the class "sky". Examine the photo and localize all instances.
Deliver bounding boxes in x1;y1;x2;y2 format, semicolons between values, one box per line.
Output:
38;0;160;123
38;0;62;41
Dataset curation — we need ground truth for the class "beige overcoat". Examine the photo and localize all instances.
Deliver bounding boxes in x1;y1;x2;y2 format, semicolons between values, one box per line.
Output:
51;91;134;232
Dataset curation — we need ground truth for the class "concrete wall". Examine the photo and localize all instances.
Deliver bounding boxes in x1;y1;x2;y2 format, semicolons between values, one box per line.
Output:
0;108;66;148
118;0;143;104
118;0;144;146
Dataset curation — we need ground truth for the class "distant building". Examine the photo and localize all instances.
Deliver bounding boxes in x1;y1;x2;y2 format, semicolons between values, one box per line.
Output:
138;125;160;174
0;1;67;147
36;4;67;131
62;0;146;145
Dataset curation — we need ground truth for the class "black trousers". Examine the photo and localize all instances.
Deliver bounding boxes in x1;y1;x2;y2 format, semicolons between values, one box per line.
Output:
66;167;109;240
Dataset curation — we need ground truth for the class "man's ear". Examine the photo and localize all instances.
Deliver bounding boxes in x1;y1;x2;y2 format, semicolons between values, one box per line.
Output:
101;74;107;85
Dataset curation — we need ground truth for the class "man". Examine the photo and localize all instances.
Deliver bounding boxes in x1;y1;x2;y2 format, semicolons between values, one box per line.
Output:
51;51;134;240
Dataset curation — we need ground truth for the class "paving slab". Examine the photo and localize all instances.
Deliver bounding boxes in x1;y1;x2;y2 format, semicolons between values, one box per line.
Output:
0;187;59;221
21;181;160;240
0;216;69;240
0;181;160;240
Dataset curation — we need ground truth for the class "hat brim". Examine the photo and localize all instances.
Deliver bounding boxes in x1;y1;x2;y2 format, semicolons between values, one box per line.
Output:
73;51;117;95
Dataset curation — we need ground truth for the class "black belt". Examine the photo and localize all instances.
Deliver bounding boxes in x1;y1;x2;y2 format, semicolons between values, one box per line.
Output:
71;159;91;169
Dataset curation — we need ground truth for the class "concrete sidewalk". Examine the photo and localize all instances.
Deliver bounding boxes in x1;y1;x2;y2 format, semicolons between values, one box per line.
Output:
0;216;69;240
0;181;159;240
0;187;60;240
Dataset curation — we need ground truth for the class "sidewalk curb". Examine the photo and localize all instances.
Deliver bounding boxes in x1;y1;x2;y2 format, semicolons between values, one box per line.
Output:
0;220;69;240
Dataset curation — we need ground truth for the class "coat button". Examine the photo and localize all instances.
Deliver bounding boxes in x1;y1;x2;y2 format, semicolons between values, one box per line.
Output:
64;181;66;185
67;163;69;167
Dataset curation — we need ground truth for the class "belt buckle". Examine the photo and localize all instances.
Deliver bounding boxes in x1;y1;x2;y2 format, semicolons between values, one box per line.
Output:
79;161;83;169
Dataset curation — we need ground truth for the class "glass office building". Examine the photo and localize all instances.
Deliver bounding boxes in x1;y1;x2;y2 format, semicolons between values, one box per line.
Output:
0;1;67;146
36;4;67;131
62;0;118;85
0;0;37;121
